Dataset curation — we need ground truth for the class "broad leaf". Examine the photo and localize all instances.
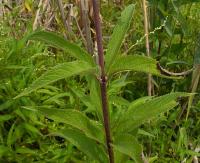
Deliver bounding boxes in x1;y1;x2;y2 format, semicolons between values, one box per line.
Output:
28;31;94;65
113;134;143;163
108;55;181;79
26;106;104;143
54;128;108;163
116;92;190;133
105;4;135;72
15;61;96;98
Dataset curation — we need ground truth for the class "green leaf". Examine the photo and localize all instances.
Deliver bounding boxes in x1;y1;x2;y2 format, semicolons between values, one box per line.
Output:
0;145;11;156
27;106;104;143
54;128;109;163
88;76;103;122
15;61;96;98
113;134;143;163
105;4;135;72
28;31;94;65
0;114;14;122
171;1;189;35
23;123;42;136
15;147;36;155
108;55;181;79
116;92;190;133
0;100;14;111
108;55;159;75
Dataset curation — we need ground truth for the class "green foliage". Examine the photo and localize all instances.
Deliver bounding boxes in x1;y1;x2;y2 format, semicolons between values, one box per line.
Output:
105;4;135;72
28;31;95;66
0;1;199;162
113;134;143;163
108;55;160;76
53;128;109;163
15;61;97;98
25;106;104;143
115;92;190;133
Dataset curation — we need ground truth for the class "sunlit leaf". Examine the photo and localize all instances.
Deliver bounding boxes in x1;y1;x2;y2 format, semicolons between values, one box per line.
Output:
28;31;94;65
105;4;135;71
15;61;96;98
116;92;191;133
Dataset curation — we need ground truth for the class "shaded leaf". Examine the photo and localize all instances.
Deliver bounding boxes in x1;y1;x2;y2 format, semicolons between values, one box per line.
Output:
26;106;104;143
113;134;143;163
54;128;108;163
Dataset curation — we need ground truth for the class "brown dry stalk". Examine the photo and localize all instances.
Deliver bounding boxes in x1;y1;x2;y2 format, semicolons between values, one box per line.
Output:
142;0;152;96
80;0;94;55
33;0;43;30
56;0;71;36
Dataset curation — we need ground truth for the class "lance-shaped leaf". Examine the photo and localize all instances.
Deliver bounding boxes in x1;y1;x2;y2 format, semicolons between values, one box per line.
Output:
108;55;160;75
28;31;94;65
116;92;191;133
105;4;135;72
113;134;143;163
54;128;108;163
108;55;181;79
15;61;96;98
27;106;104;143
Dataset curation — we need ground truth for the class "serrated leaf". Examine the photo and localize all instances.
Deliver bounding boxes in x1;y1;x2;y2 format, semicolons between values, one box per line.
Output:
105;4;135;72
116;92;191;133
113;134;143;163
28;31;94;65
54;128;109;163
27;106;104;143
15;61;96;98
108;55;159;75
108;55;182;79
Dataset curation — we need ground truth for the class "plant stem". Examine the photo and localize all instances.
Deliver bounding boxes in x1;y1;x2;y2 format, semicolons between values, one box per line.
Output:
142;0;152;96
92;0;114;163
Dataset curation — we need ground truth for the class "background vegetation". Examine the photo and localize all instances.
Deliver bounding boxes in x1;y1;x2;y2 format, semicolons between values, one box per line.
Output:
0;0;199;162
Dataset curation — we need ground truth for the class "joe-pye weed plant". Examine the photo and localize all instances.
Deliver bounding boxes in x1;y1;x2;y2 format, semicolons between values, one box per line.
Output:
15;1;190;163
